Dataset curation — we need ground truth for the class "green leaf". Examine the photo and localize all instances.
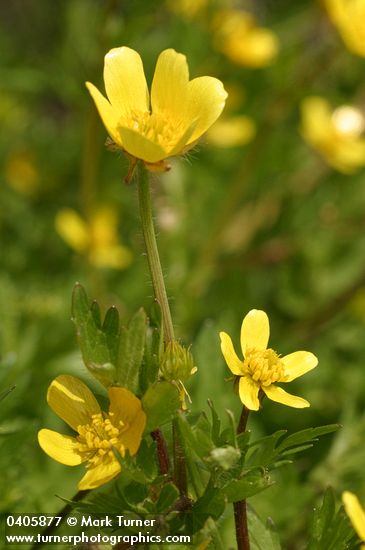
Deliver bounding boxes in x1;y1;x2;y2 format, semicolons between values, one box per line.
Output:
308;487;355;550
247;425;339;470
139;324;162;393
71;284;119;387
90;300;102;328
0;385;15;403
123;481;149;507
135;439;158;481
142;381;180;432
177;411;214;461
156;483;179;513
276;425;340;454
247;430;287;467
248;507;282;550
223;469;273;502
192;480;226;527
116;308;147;392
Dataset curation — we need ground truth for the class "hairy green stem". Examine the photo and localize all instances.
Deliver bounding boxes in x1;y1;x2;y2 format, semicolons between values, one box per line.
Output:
234;406;250;550
172;418;187;496
136;164;189;502
137;164;174;344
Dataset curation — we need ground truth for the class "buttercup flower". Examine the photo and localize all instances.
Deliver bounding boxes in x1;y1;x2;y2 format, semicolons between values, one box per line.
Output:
55;207;132;269
86;47;227;171
166;0;207;19
301;97;365;174
342;491;365;548
38;375;146;490
213;10;279;68
220;309;318;411
325;0;365;58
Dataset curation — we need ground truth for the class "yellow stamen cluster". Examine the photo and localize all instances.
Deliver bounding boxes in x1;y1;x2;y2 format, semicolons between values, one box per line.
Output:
120;110;184;151
243;348;285;386
331;106;365;138
76;413;127;468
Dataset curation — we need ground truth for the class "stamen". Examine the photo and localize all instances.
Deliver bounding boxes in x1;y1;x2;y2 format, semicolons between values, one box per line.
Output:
76;413;127;467
243;348;285;385
119;110;185;151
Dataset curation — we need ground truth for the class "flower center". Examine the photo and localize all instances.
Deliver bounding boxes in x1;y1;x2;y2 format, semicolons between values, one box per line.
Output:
331;106;365;138
119;110;184;151
76;413;128;468
243;348;285;386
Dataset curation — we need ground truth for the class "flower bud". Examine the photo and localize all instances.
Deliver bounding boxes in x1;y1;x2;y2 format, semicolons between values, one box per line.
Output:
160;341;197;382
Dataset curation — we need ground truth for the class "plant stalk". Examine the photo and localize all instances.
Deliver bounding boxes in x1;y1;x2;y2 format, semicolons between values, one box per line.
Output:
151;429;170;475
136;163;188;499
137;164;174;344
234;405;250;550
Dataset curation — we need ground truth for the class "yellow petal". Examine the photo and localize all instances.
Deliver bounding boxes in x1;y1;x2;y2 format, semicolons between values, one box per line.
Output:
219;331;243;375
85;82;122;147
240;309;270;355
166;120;197;157
325;0;345;23
151;49;189;121
238;376;260;410
118;126;167;163
47;375;101;432
185;76;228;143
55;209;89;253
281;351;318;382
330;139;365;174
108;387;146;456
38;429;83;466
342;491;365;541
103;47;149;115
262;385;310;408
301;97;332;144
78;458;121;490
89;245;132;270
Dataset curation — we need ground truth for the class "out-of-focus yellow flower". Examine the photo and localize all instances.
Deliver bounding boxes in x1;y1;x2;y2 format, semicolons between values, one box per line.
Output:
207;115;256;148
38;375;146;490
55;207;132;269
213;10;279;68
166;0;207;19
301;97;365;174
5;150;40;194
325;0;365;57
86;47;227;172
220;309;318;411
342;491;365;548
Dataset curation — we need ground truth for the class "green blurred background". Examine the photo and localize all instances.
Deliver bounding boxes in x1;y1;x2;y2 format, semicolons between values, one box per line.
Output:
1;0;365;548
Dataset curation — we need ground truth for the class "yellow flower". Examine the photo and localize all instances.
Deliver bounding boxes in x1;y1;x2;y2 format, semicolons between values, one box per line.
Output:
325;0;365;57
55;207;132;269
166;0;207;19
342;491;365;548
213;10;279;68
38;375;146;490
207;115;256;148
86;47;227;171
5;150;40;195
220;309;318;411
301;97;365;174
